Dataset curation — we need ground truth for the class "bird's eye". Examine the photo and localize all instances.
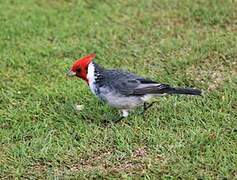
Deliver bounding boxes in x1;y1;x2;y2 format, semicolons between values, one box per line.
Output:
76;68;81;73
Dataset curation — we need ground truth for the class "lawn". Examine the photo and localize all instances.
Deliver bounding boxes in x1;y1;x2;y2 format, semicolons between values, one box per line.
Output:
0;0;237;178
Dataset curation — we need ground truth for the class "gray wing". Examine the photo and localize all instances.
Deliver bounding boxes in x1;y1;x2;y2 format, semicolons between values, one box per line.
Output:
103;70;171;96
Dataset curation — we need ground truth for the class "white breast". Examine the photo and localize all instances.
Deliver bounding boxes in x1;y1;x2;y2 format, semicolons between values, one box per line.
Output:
86;62;96;94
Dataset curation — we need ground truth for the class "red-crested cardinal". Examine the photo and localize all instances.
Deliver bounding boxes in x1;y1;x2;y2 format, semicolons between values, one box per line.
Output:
67;54;201;122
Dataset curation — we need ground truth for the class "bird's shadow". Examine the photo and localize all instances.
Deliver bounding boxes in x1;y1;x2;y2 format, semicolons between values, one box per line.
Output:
58;99;160;128
62;101;120;126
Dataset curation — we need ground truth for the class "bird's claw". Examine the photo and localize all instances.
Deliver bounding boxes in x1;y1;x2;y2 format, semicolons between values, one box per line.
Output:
101;116;125;127
140;102;157;120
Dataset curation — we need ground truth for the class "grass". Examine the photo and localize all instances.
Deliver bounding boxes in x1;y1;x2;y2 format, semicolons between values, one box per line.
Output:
0;0;237;178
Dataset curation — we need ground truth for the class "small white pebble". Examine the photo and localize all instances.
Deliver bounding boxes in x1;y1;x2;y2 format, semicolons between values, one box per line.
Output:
74;104;84;111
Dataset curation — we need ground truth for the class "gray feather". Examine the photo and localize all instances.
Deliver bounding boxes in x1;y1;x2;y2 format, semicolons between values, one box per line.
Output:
94;64;163;96
93;62;201;97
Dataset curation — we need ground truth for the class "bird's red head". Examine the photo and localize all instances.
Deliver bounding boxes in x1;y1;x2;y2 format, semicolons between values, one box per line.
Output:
67;53;96;83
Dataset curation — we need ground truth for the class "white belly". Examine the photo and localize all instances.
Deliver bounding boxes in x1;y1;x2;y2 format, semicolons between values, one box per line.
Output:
105;94;143;109
98;87;144;109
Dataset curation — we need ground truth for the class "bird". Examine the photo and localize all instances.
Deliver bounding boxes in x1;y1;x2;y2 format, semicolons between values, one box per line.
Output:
67;53;201;122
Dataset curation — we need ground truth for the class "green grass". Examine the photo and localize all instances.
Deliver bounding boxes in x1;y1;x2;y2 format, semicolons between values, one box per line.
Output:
0;0;237;178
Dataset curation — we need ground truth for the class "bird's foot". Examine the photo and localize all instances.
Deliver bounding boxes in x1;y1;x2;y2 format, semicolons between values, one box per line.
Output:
112;116;125;123
102;110;131;126
140;102;157;119
101;116;125;127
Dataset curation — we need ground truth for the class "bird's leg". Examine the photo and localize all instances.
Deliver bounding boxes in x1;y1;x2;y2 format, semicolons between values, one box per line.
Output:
141;102;156;115
112;109;129;123
112;116;124;123
102;110;128;125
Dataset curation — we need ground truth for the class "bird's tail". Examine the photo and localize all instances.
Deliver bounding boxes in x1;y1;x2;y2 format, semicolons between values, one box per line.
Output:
167;87;202;96
132;83;202;96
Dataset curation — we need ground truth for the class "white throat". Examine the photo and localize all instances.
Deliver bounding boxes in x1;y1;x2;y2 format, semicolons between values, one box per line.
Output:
87;62;96;94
